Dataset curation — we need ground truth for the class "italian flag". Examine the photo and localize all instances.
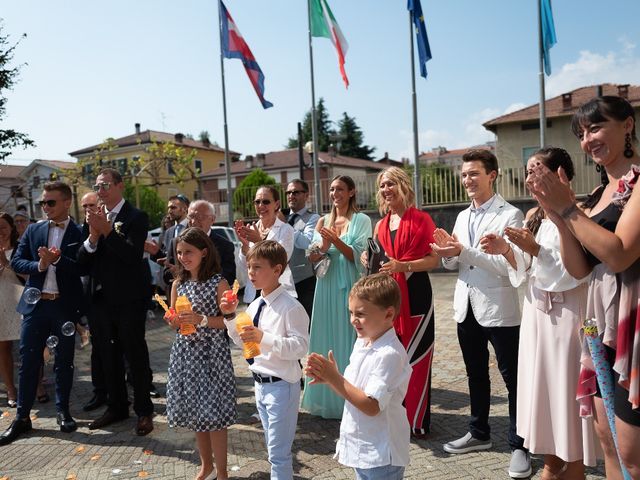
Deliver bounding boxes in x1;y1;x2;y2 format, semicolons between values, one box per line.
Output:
310;0;349;88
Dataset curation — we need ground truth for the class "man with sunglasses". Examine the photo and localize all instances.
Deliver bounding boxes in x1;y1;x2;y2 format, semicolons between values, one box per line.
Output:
1;181;84;445
77;168;154;436
284;180;319;318
158;194;190;261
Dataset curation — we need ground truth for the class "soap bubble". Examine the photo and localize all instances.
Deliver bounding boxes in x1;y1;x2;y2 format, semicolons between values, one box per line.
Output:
24;287;42;304
46;335;59;349
61;321;76;336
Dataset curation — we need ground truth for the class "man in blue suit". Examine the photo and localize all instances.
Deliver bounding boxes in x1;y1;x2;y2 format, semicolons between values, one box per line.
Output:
0;181;84;445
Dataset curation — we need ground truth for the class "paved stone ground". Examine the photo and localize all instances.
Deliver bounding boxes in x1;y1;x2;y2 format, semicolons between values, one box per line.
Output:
0;272;606;479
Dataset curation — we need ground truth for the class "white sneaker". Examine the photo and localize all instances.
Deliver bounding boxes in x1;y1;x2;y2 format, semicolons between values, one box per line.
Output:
443;432;492;454
508;449;532;478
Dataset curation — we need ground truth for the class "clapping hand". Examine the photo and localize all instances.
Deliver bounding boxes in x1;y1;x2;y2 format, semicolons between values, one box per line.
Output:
86;207;111;237
479;233;509;255
305;350;340;385
526;163;575;215
38;246;61;270
505;227;540;257
379;257;403;274
431;228;462;257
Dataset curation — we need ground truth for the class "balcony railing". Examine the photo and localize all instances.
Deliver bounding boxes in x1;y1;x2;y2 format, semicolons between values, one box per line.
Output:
203;162;601;223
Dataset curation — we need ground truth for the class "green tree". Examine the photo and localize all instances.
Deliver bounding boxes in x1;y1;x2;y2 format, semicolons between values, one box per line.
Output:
286;97;335;152
0;23;34;161
233;168;280;218
336;112;375;160
123;181;165;228
403;163;463;205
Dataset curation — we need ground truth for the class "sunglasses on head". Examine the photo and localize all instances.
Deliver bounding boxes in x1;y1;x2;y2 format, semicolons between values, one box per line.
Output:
92;182;112;192
38;200;57;208
254;199;272;206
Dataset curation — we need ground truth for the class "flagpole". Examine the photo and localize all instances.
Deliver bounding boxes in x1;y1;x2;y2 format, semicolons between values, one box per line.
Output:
218;1;233;226
409;13;422;207
537;0;547;148
307;0;322;214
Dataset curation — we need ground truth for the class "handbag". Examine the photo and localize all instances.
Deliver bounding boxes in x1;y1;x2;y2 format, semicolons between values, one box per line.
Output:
306;243;331;278
366;237;389;275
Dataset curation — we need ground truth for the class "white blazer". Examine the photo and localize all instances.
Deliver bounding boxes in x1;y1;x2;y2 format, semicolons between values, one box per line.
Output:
239;217;297;303
442;194;524;327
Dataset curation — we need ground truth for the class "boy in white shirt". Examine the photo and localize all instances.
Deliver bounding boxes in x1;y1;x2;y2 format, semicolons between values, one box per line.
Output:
222;240;309;480
305;273;412;480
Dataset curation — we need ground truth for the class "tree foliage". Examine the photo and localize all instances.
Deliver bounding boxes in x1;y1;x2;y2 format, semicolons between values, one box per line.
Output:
0;23;34;162
123;181;165;228
287;97;334;152
233;168;280;219
336;112;375;160
403;163;463;205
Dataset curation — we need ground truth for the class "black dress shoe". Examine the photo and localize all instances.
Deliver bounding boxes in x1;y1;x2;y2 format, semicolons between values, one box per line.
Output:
88;409;129;430
56;412;78;433
0;417;32;446
82;393;107;412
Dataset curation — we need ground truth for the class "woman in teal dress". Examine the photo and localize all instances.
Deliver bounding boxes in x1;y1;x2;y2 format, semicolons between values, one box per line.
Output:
302;175;371;419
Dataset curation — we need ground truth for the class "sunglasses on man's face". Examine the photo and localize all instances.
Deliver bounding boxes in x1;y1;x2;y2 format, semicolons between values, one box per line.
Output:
254;199;272;206
286;190;305;196
92;182;112;192
38;200;57;208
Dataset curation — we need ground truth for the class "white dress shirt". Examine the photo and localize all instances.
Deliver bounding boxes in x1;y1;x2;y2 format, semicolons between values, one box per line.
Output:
238;217;296;302
41;217;71;294
83;197;125;253
225;285;309;384
335;328;412;469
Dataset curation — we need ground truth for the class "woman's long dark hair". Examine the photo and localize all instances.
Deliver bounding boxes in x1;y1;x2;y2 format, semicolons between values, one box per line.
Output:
526;148;575;235
174;227;221;283
572;96;636;210
327;175;358;228
0;212;19;249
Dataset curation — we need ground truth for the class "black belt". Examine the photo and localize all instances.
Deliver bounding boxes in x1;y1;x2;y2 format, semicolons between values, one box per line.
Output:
252;372;282;384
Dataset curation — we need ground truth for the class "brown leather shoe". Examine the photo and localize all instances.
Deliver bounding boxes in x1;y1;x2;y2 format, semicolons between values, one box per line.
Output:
135;415;154;436
88;410;129;430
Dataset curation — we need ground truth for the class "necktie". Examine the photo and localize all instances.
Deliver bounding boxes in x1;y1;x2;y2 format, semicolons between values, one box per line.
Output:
175;223;185;237
49;221;64;229
107;211;117;224
247;299;267;365
288;213;299;227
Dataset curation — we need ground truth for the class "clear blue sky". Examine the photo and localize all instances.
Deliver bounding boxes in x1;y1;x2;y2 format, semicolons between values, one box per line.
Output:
2;0;639;165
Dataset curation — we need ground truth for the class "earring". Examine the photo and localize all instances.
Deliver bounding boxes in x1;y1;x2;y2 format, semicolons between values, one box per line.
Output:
624;132;634;158
595;164;602;173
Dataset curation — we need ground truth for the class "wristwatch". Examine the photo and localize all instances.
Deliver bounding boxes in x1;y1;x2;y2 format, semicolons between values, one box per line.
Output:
200;315;208;327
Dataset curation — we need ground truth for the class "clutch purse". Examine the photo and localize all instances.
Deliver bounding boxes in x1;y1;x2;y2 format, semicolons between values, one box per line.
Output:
366;237;389;275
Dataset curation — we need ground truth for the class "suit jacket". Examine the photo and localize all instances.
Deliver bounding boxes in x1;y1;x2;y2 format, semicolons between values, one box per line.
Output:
163;229;236;286
11;219;84;318
285;207;320;284
77;200;151;304
160;220;188;257
442;194;524;327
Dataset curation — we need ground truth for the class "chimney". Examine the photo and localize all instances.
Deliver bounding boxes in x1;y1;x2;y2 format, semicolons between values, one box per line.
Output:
562;93;572;110
255;153;266;167
596;84;603;97
135;123;141;135
618;84;630;99
174;133;184;143
245;155;254;169
202;137;210;147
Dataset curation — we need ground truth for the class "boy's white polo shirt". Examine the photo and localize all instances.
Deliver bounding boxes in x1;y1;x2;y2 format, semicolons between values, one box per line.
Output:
335;327;412;469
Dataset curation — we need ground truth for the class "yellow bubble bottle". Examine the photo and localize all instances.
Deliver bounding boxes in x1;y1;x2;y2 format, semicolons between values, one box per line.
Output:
175;295;196;335
235;312;261;359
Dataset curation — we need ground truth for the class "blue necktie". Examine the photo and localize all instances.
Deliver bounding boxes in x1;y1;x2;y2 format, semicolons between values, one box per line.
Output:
247;299;266;365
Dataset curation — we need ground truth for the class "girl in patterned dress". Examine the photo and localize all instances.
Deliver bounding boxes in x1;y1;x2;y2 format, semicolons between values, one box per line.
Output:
166;227;236;480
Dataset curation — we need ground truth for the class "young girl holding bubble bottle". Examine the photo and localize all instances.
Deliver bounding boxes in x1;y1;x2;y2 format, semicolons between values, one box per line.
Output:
164;227;236;480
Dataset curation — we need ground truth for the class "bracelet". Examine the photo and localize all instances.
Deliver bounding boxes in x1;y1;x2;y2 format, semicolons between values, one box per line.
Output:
223;312;236;320
502;244;512;256
560;203;578;219
200;315;208;327
406;262;412;272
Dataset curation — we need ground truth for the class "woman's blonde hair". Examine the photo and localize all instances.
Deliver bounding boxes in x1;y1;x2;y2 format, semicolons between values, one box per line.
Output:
375;167;415;215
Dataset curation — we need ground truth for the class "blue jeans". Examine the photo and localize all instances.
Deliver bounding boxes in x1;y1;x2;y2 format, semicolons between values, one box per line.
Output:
17;299;75;418
255;379;301;480
355;464;405;480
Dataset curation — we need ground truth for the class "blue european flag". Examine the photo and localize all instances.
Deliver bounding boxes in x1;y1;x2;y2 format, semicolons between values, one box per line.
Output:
541;0;557;76
408;0;432;79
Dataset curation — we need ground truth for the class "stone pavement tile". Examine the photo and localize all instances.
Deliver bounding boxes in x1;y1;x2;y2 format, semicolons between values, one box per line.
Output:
0;273;608;479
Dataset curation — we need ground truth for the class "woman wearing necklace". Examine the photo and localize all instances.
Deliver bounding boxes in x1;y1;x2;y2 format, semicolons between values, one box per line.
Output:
367;167;439;437
302;175;371;419
236;186;296;303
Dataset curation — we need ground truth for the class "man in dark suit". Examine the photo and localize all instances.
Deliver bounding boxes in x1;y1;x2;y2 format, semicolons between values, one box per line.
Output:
162;199;236;288
1;181;84;445
77;168;154;436
156;194;189;262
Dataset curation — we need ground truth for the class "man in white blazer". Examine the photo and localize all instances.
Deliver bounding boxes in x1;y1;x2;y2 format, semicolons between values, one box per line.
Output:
432;150;530;479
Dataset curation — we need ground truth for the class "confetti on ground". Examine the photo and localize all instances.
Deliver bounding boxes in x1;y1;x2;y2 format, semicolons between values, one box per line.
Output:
90;454;101;461
1;412;9;418
138;472;149;478
112;469;122;475
75;446;85;453
231;465;240;471
65;474;77;480
0;476;9;480
143;449;153;455
133;460;143;465
29;415;37;421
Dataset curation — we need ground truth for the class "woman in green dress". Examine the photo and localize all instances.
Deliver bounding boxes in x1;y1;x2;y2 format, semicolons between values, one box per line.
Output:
302;175;372;419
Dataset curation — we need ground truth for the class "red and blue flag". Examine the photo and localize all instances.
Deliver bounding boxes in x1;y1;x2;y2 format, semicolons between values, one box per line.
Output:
219;0;273;109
